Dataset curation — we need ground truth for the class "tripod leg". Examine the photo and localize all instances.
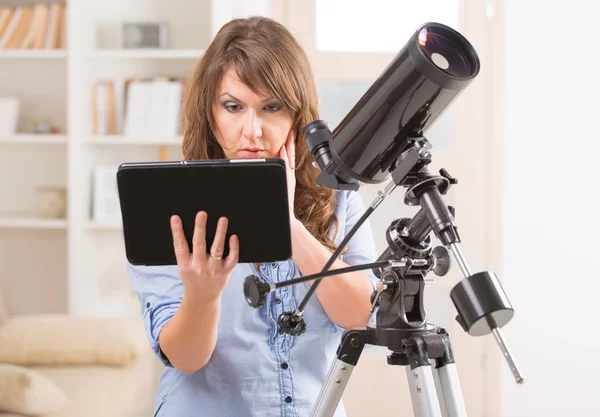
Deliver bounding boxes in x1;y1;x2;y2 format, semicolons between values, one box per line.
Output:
310;330;366;417
434;333;467;417
310;357;355;417
405;337;443;417
406;363;444;417
436;363;467;417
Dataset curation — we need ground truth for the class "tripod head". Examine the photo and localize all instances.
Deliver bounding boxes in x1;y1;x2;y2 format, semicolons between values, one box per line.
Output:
242;22;524;384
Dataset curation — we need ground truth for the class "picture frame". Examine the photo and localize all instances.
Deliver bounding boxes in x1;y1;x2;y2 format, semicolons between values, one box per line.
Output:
121;22;169;49
0;98;20;136
92;165;122;224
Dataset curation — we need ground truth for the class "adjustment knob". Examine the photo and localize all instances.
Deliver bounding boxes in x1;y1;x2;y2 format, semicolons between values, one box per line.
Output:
369;274;398;313
431;246;451;276
278;312;307;336
243;275;271;308
439;168;458;185
370;280;388;313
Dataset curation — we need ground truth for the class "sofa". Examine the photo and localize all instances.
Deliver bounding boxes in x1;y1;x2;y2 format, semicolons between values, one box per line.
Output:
0;295;156;417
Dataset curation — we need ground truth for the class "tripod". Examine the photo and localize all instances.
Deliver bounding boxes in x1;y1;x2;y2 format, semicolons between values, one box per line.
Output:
312;261;466;417
243;135;523;417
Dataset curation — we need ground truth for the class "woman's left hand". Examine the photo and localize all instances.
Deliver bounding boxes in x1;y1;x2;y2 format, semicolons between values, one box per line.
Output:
279;129;297;221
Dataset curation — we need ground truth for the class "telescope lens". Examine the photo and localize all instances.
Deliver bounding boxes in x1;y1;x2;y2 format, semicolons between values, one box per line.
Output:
417;27;477;79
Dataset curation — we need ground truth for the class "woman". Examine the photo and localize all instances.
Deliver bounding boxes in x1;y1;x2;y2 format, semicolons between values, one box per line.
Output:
127;16;379;417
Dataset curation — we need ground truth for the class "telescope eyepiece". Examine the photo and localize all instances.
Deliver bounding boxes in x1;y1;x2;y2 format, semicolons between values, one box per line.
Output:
302;120;332;163
302;119;329;139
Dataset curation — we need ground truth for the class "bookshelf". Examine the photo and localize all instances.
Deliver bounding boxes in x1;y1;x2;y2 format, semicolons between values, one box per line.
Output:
0;49;66;58
0;0;231;317
0;216;68;229
0;133;67;143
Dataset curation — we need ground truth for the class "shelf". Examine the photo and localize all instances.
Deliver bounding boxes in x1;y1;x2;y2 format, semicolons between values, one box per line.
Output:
85;220;122;231
0;134;68;144
86;49;205;59
0;216;67;229
86;135;182;145
0;50;67;59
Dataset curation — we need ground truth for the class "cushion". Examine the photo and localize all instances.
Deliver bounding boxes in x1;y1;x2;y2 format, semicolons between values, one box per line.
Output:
0;364;68;416
0;314;149;367
22;349;156;417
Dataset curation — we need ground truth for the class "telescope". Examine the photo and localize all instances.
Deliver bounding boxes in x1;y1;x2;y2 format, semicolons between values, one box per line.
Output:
243;22;523;417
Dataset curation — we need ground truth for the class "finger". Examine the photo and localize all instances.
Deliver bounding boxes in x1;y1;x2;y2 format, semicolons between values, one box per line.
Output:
171;215;191;266
191;211;208;264
280;144;292;173
287;130;296;169
279;143;289;166
209;216;228;261
224;234;239;270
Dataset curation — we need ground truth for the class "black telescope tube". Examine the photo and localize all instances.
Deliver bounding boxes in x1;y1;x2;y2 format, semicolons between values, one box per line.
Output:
325;22;480;184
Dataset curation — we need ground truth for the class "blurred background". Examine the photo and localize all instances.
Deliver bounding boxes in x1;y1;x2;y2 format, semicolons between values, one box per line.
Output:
0;0;596;416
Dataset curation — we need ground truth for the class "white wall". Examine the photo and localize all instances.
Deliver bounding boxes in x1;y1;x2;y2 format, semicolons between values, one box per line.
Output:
500;1;600;416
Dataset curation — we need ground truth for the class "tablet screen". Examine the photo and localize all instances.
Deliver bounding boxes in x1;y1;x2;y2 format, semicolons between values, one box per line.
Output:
116;158;292;265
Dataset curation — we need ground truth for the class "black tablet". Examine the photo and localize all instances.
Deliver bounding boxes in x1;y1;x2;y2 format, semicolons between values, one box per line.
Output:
116;158;292;266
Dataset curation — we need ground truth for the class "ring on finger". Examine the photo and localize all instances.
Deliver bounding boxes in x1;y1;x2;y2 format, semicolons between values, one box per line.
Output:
210;247;223;260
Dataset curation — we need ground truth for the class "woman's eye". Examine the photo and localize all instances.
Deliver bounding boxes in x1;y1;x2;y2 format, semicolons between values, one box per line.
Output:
224;102;242;113
265;103;282;112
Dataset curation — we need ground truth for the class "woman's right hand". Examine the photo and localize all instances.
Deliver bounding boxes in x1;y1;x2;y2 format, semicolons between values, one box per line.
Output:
170;211;239;303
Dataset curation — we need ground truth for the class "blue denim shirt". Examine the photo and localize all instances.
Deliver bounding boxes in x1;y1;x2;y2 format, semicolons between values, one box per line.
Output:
127;189;379;417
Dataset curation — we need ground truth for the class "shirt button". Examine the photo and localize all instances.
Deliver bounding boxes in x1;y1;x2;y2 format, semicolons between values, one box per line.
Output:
285;396;293;403
146;302;151;308
281;362;289;369
271;262;277;268
275;297;281;304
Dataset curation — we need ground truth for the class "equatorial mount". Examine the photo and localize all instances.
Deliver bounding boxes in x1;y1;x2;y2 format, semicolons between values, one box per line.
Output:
243;134;524;385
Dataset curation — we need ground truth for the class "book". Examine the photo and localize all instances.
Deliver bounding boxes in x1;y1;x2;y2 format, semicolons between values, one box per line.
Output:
0;2;67;50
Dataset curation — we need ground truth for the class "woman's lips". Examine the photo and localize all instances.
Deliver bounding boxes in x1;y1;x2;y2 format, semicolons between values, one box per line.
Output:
241;150;264;158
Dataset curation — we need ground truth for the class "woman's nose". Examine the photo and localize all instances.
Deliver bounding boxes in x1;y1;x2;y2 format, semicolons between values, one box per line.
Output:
242;109;263;140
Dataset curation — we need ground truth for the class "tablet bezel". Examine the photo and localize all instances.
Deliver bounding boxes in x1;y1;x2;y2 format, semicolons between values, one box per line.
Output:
116;158;292;266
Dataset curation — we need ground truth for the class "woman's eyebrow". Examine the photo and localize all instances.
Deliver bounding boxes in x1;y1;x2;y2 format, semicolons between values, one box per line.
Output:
219;92;242;102
219;92;276;103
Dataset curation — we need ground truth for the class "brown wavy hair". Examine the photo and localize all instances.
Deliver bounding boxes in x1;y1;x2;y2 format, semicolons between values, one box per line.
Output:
181;16;339;259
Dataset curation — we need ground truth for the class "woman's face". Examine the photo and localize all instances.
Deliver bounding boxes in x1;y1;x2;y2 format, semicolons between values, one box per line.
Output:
213;67;294;159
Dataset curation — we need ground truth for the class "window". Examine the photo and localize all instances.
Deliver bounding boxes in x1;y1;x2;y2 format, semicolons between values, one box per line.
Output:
316;0;459;53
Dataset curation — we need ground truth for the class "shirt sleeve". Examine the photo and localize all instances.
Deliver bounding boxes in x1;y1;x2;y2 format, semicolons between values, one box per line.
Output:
338;189;381;330
127;262;183;367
